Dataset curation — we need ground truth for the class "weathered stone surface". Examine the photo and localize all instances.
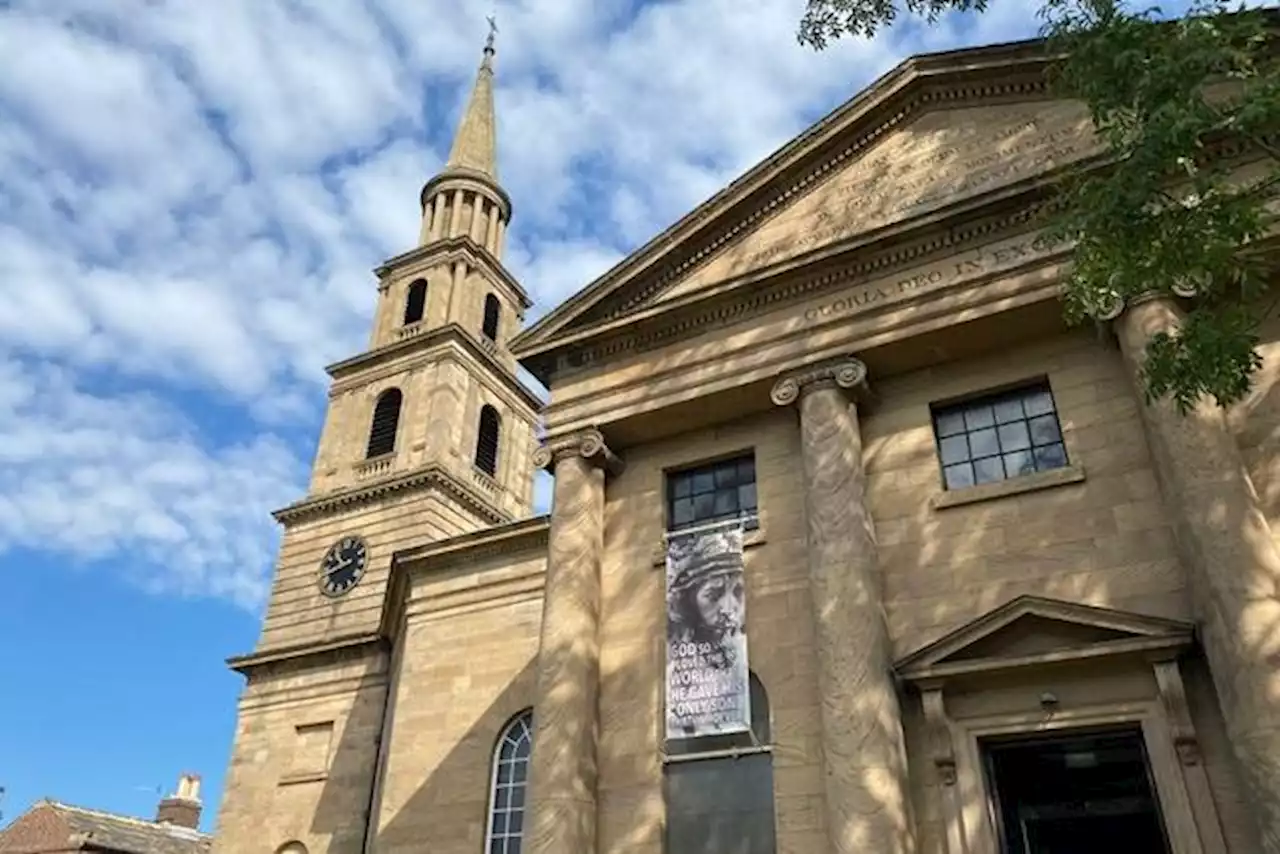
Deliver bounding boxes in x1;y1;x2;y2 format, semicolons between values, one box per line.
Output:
525;431;618;854
775;358;915;854
1115;294;1280;852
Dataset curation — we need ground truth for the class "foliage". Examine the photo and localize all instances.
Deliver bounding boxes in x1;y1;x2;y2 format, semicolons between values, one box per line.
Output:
799;0;1280;412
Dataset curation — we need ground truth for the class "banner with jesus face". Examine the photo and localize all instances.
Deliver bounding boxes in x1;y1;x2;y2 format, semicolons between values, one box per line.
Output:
664;520;750;740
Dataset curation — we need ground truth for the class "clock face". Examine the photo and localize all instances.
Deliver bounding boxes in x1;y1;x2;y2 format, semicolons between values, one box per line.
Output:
319;535;368;598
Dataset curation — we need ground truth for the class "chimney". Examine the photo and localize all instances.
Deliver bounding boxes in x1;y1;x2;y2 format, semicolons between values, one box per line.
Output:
155;773;202;829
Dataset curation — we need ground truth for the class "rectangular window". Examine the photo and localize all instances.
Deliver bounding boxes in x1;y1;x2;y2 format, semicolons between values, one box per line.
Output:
293;721;334;777
932;381;1068;491
666;454;758;532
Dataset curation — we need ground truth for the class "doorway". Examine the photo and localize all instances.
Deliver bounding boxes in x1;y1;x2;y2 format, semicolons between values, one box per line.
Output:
983;727;1172;854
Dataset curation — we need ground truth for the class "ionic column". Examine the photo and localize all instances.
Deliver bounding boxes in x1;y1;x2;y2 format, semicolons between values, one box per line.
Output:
772;358;916;854
1112;293;1280;849
525;428;623;854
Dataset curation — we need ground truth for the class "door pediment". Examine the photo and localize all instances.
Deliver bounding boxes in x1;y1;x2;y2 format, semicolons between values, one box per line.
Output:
895;596;1194;684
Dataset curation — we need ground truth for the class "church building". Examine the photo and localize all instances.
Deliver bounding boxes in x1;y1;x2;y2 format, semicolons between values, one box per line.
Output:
210;28;1280;854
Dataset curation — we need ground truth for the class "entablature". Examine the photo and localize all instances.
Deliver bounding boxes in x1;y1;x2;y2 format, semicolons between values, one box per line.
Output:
326;322;543;415
374;234;532;310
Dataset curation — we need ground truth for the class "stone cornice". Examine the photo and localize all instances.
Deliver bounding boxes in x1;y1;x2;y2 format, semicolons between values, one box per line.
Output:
272;462;513;527
374;235;532;309
521;184;1067;385
510;38;1055;359
392;515;550;574
421;167;514;224
771;357;870;406
325;322;544;414
533;427;624;476
226;632;387;677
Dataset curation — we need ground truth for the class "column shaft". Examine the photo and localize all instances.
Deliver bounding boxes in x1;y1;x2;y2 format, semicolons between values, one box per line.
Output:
777;359;915;854
525;433;619;854
1116;295;1280;850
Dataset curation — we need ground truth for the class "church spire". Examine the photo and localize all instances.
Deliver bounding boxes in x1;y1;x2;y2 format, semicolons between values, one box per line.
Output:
444;17;499;180
418;17;511;256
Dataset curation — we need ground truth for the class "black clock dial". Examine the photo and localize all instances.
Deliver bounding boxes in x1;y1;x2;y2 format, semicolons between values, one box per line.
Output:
319;535;368;597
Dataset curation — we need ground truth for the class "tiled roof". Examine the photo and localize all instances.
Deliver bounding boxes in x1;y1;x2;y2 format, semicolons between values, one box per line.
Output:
48;802;211;854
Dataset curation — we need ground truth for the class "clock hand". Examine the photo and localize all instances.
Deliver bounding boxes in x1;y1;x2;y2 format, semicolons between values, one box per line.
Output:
327;558;354;576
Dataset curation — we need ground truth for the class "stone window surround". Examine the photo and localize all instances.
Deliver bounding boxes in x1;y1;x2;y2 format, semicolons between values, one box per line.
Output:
931;379;1070;491
928;374;1087;511
279;719;335;787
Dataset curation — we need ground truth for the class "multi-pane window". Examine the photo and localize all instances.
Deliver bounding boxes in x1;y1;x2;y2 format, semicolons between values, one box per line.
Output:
932;382;1067;490
487;710;532;854
666;454;758;531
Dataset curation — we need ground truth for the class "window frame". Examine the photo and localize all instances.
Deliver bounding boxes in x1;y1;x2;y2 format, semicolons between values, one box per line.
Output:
485;709;533;854
403;278;428;325
664;452;760;533
929;380;1068;492
365;388;403;460
475;404;502;478
482;293;501;342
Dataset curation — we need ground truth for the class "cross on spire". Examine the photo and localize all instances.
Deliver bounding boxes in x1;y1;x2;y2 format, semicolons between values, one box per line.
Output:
485;14;498;55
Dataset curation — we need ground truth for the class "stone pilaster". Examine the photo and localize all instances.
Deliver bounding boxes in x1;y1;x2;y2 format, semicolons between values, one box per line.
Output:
772;358;916;854
1112;293;1280;851
525;428;622;854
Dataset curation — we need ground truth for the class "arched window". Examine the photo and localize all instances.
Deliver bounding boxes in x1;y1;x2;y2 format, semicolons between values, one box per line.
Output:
403;279;427;325
275;843;308;854
486;710;533;854
475;405;501;477
664;672;776;853
366;388;402;459
482;293;501;342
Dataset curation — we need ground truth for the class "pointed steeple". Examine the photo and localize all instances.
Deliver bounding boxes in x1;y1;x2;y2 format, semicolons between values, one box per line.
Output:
444;19;498;180
418;18;512;256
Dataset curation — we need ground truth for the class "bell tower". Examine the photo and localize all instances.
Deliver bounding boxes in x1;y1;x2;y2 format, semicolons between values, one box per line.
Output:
212;30;541;854
306;24;538;525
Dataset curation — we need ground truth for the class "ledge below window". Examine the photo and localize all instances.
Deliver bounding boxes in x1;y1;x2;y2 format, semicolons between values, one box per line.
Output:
651;527;766;567
931;464;1086;511
278;771;328;787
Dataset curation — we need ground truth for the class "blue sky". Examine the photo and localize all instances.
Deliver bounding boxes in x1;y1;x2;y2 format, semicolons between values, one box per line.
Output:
0;0;1050;833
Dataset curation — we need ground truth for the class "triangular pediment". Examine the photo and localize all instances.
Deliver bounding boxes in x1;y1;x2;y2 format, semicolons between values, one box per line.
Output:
510;38;1106;380
894;596;1194;682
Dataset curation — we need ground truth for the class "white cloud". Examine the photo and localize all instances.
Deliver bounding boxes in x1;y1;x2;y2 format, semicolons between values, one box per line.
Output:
0;0;1041;608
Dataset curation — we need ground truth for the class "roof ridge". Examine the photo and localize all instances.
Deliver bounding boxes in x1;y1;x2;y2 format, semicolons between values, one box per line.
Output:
48;801;211;838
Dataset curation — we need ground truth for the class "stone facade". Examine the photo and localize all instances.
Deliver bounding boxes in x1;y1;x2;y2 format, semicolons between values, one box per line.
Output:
212;34;1280;854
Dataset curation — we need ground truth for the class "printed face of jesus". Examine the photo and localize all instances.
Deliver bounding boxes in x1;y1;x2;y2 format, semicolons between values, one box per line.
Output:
693;573;744;635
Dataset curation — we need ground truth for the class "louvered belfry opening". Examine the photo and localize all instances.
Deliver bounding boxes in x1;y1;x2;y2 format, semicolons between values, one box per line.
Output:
482;293;501;341
404;279;427;324
475;405;501;476
367;388;403;458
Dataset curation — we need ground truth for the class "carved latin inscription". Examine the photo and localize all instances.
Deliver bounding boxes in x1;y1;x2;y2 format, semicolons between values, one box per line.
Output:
663;101;1100;300
798;229;1068;326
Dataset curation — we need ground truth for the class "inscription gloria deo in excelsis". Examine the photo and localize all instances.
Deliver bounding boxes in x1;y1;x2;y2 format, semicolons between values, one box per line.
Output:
710;104;1101;278
801;230;1067;323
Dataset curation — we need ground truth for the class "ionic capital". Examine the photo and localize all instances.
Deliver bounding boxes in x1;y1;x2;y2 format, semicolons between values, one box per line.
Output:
771;357;869;407
533;427;624;476
1089;281;1199;322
